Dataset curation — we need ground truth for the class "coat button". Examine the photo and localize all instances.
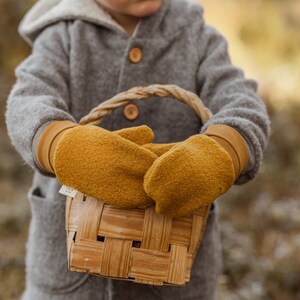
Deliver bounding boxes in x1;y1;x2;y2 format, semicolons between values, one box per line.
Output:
129;47;142;63
123;104;139;120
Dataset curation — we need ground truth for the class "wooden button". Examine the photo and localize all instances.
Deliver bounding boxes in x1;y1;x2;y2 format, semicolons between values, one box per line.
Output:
123;104;139;120
129;47;142;63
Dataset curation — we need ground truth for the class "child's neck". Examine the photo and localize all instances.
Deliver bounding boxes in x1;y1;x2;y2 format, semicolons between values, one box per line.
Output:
107;10;140;36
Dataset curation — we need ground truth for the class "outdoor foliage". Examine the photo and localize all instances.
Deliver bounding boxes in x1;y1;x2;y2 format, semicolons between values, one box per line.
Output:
0;0;299;299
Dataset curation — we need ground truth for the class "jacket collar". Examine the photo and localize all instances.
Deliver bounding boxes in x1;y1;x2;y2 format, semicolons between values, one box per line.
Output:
19;0;127;44
19;0;202;45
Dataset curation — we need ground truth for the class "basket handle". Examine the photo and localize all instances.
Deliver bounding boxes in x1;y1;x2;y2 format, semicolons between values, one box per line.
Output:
79;84;212;125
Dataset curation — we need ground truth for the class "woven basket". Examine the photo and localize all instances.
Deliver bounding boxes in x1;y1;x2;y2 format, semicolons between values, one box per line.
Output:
65;84;213;286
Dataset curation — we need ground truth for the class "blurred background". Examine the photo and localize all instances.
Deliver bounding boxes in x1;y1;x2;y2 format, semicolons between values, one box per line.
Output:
0;0;299;299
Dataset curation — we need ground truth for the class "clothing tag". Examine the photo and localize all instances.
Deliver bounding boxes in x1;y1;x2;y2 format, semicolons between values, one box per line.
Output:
59;185;77;198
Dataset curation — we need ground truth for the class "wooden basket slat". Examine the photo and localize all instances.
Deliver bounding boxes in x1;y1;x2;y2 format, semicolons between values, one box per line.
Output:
185;255;193;282
167;245;188;285
141;206;173;251
135;278;164;286
65;196;72;230
76;238;105;247
70;241;104;274
170;216;193;247
76;197;104;241
189;215;206;255
70;267;88;273
193;206;210;217
101;238;132;278
129;248;170;281
66;194;85;231
67;230;76;266
98;206;144;241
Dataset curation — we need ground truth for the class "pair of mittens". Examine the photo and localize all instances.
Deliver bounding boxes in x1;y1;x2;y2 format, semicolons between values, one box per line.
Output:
143;124;249;217
37;121;248;216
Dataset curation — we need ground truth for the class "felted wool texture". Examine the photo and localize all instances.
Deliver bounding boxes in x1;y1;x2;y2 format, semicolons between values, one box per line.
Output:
34;122;155;175
6;0;270;184
5;0;271;297
144;134;235;217
143;142;177;156
18;0;127;45
114;125;154;146
54;125;157;208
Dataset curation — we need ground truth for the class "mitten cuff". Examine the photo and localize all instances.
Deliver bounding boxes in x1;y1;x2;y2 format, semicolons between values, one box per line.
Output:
36;120;77;173
204;124;249;178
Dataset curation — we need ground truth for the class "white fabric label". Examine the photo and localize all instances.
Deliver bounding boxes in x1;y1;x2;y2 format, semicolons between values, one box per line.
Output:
59;185;77;198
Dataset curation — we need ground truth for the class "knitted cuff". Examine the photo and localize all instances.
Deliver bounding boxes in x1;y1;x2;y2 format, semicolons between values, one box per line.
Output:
36;120;78;173
204;124;249;179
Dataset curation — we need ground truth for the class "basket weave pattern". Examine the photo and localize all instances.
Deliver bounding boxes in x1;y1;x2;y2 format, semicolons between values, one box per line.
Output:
66;193;211;285
65;85;213;286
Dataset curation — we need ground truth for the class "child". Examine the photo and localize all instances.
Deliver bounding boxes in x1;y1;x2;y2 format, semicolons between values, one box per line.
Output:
6;0;270;299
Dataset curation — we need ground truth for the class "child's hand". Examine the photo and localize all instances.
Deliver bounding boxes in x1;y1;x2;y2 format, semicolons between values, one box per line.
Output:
143;125;249;217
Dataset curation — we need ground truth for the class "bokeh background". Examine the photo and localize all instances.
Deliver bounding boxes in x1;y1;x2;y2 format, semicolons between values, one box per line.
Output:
0;0;299;299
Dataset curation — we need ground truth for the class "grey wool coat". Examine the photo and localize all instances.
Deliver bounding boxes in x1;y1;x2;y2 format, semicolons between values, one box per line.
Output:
6;0;270;299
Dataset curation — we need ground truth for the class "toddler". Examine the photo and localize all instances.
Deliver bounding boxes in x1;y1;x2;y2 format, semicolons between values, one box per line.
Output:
6;0;270;299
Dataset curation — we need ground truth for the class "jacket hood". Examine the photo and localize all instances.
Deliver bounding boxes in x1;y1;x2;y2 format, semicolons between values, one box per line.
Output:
19;0;204;45
19;0;127;45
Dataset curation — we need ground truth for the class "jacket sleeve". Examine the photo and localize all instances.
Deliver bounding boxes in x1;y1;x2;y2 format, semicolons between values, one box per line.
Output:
197;24;270;184
6;22;76;171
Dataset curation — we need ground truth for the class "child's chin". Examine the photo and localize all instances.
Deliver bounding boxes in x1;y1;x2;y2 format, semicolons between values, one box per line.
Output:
131;0;162;17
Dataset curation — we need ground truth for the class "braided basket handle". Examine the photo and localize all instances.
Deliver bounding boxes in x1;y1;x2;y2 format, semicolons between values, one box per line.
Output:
80;84;212;125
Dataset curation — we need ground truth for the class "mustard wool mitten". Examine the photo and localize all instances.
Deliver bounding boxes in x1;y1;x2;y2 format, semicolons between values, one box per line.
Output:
144;124;249;217
143;142;177;156
36;121;156;174
37;121;157;208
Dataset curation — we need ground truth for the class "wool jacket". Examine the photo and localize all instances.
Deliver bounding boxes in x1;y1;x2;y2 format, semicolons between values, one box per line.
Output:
6;0;270;299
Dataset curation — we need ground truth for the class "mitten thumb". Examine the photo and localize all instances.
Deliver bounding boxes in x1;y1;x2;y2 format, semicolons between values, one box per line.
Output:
114;125;154;145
